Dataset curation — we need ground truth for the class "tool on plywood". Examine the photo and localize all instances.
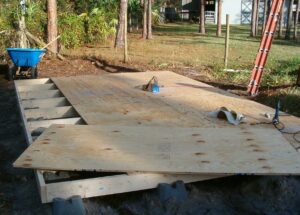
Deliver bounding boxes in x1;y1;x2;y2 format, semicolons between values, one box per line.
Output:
247;0;284;96
142;76;160;93
272;101;281;126
209;107;245;125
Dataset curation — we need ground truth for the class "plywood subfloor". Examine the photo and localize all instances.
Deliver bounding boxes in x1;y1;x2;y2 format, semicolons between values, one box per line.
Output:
14;125;300;175
52;71;300;149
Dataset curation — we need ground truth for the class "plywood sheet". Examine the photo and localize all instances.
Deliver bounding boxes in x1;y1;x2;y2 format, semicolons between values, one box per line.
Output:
52;71;300;149
14;125;300;175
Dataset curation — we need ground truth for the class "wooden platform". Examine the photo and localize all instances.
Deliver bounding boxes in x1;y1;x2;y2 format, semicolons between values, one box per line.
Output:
14;74;221;203
15;125;300;175
14;71;300;202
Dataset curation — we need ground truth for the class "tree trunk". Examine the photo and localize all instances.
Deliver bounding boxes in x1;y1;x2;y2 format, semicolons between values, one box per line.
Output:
124;6;128;63
294;0;300;39
251;0;258;37
47;0;58;54
255;0;259;36
262;0;268;33
142;0;147;39
199;0;205;34
278;0;285;38
285;0;294;39
216;0;222;37
115;0;128;48
147;0;153;39
18;16;29;48
297;67;300;86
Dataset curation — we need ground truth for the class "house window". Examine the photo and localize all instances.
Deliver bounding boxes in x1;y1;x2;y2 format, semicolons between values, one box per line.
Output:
206;1;214;4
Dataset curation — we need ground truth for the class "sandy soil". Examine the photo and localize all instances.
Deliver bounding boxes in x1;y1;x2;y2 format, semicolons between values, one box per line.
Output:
1;59;300;214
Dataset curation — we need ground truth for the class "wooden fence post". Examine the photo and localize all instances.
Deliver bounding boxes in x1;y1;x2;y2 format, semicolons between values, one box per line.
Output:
224;14;230;69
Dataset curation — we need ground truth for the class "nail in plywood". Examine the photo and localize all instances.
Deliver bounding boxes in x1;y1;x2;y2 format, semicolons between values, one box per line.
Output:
14;125;300;175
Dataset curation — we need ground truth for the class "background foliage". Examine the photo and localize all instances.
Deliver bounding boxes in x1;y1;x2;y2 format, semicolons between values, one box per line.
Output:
0;0;122;49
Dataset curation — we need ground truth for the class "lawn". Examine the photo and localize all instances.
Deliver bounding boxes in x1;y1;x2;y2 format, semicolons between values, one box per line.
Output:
66;22;300;87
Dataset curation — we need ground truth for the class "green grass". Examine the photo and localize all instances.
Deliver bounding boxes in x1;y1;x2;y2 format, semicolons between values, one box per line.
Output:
155;23;300;87
67;23;300;87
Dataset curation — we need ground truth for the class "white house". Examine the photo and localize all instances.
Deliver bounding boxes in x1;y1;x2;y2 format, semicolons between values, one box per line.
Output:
179;0;294;25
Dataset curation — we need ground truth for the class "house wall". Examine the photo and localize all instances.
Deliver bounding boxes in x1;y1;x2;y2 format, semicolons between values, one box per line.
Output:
181;0;292;25
216;0;243;24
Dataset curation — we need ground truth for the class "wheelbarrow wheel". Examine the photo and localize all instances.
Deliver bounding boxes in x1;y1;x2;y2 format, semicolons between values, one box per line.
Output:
6;64;16;81
30;67;38;79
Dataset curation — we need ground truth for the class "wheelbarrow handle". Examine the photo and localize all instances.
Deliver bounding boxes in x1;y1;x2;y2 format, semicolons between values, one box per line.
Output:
41;35;61;50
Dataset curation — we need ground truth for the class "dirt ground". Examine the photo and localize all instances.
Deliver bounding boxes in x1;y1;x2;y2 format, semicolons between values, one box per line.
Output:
1;59;300;214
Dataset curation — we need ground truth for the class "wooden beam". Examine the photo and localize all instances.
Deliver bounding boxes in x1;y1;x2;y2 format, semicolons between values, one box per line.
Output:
22;97;69;109
14;81;47;202
25;106;77;121
15;78;51;87
28;117;83;132
17;83;57;92
44;173;218;203
20;90;62;100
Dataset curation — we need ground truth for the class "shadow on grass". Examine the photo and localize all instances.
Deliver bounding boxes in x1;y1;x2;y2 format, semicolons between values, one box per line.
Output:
85;56;142;73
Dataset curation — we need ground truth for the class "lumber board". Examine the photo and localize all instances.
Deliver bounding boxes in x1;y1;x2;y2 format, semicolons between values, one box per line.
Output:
17;83;57;92
22;97;69;109
28;117;83;132
15;78;51;86
13;81;47;203
44;173;219;202
14;125;300;175
25;106;77;121
20;90;62;100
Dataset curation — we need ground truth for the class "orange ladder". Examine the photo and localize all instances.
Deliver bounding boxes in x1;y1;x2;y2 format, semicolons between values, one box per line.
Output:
247;0;284;96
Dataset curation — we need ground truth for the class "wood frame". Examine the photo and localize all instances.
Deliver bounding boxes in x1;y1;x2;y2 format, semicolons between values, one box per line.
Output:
14;78;221;203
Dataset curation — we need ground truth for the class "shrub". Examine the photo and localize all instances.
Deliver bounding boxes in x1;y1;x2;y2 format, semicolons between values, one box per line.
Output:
25;1;47;39
58;13;85;48
86;8;117;44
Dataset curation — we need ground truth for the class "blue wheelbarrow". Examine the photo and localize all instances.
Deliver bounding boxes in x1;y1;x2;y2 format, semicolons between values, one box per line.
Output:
6;48;46;80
